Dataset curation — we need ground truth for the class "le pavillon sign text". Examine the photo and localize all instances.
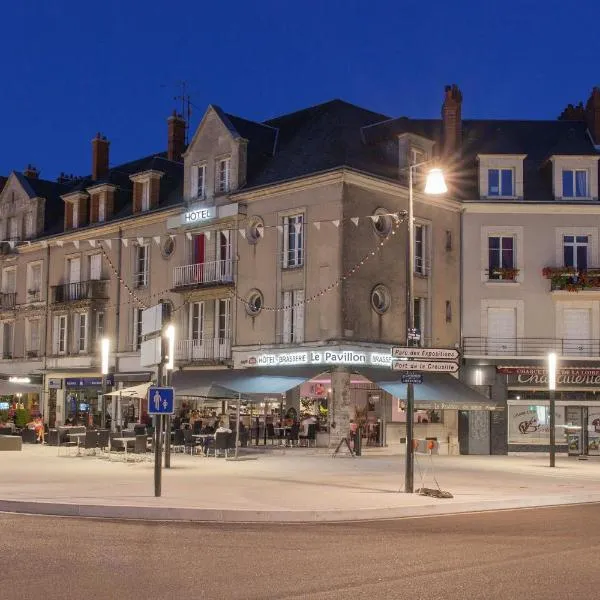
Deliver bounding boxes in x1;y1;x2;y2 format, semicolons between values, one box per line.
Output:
498;366;600;387
237;348;394;368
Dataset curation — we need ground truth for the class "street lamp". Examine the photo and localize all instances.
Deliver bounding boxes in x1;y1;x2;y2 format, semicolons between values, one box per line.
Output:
101;338;110;429
163;324;175;469
405;163;447;494
548;352;557;467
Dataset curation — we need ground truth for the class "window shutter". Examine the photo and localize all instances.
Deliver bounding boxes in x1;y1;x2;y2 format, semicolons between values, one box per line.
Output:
191;166;199;199
52;317;59;354
282;291;292;343
90;254;101;280
293;289;305;343
282;217;290;268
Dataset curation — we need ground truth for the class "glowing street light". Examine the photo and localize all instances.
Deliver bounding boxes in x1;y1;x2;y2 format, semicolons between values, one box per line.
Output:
548;352;557;467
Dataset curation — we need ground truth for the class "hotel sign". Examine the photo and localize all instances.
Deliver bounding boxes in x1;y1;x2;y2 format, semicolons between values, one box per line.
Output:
183;205;215;224
499;366;600;387
236;348;394;368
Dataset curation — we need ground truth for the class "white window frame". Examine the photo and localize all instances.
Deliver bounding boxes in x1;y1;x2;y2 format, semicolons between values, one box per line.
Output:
26;262;42;301
89;253;102;281
480;226;524;284
562;168;588;199
190;301;205;341
2;267;16;293
96;311;105;340
478;155;525;199
480;299;525;340
141;180;150;211
191;163;206;200
487;168;515;197
98;197;106;222
135;244;149;287
563;234;589;269
554;227;598;268
134;308;143;350
54;314;68;355
26;318;40;354
1;321;14;358
283;214;304;268
75;313;88;353
414;223;428;275
216;157;231;194
282;289;305;343
72;201;79;228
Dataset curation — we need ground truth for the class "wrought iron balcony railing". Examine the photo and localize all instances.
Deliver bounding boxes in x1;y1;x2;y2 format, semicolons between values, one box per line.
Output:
173;259;234;289
0;292;16;309
463;337;600;357
51;280;109;303
175;338;232;362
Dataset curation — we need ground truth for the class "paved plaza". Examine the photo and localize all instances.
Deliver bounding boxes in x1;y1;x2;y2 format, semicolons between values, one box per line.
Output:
1;445;600;522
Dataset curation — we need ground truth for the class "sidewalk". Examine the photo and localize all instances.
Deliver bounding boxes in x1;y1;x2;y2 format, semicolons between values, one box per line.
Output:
1;445;599;522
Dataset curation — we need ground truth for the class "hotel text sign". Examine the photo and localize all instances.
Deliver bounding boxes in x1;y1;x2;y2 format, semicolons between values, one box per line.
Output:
499;366;600;387
183;205;215;225
238;349;394;368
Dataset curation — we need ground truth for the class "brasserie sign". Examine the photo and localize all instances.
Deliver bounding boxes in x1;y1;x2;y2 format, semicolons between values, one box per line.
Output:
499;366;600;387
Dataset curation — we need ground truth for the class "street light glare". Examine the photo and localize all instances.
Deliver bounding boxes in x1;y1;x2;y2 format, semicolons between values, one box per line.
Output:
424;168;447;195
165;325;175;370
101;338;110;376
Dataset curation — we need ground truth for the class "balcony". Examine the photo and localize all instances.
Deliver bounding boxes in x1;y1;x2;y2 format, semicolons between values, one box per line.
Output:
0;292;16;309
175;338;232;362
463;337;600;358
543;267;600;292
27;289;42;303
51;280;108;304
172;259;234;290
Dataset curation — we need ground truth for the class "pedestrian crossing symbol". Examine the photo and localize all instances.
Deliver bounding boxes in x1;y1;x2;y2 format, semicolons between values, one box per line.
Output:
147;387;174;415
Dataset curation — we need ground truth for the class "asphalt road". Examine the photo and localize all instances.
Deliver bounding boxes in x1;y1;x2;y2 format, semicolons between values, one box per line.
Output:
2;505;600;600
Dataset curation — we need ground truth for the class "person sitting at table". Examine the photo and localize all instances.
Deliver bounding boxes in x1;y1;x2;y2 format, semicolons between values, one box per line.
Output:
301;414;317;435
200;423;216;455
215;421;232;434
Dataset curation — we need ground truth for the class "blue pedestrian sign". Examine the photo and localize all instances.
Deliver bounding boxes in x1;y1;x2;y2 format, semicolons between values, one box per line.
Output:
147;387;175;415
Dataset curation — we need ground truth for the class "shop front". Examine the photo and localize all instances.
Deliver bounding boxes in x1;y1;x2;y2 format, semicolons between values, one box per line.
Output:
500;366;600;455
0;376;43;428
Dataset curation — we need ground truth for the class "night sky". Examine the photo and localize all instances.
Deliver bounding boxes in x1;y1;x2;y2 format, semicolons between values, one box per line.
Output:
2;0;599;180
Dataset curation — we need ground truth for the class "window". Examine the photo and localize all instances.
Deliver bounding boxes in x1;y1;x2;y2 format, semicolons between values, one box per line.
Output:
191;302;204;340
216;299;231;341
413;298;426;346
246;217;264;244
25;212;34;238
371;285;391;314
141;181;150;211
98;198;106;222
563;169;588;198
135;245;149;287
134;308;143;350
75;313;88;353
445;301;452;323
415;224;427;275
488;235;516;280
488;168;514;197
2;268;16;293
216;158;230;194
27;318;40;354
282;289;304;343
246;290;263;316
27;263;42;301
8;216;19;241
96;311;105;340
410;147;425;166
372;208;393;237
563;235;588;269
53;315;67;355
192;164;206;199
89;254;102;280
2;322;14;358
283;214;304;268
72;201;79;228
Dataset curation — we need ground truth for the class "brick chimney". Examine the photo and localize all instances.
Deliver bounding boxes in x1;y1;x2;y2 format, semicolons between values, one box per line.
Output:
92;133;110;181
442;84;463;155
167;111;186;162
585;87;600;144
558;102;586;121
23;164;39;179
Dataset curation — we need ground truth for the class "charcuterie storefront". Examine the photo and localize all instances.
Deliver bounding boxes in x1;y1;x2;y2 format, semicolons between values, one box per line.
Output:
500;366;600;455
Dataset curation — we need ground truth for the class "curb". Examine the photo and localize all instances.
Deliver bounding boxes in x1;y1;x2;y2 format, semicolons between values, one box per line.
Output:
2;494;600;523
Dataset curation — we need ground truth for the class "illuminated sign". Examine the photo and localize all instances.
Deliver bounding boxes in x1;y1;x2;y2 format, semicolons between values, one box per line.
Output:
9;377;30;383
183;205;215;225
239;348;394;368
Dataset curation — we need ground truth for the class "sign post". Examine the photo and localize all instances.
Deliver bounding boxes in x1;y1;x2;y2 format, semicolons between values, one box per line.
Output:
147;386;175;497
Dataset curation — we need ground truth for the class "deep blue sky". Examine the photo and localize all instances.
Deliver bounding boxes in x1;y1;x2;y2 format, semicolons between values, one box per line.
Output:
2;0;599;180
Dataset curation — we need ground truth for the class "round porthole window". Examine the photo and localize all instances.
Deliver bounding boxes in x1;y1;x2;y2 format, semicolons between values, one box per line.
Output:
246;289;264;316
372;208;393;237
371;284;391;314
246;217;264;244
161;236;175;259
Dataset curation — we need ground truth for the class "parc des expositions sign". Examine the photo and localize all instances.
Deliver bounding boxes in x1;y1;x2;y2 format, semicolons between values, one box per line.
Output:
238;348;394;368
499;366;600;387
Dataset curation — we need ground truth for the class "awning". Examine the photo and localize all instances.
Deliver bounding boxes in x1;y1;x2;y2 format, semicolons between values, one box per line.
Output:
104;382;152;398
113;372;153;383
354;368;500;411
172;366;328;397
0;380;43;395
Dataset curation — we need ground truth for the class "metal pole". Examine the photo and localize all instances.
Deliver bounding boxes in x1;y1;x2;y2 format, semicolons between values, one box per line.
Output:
235;393;241;459
154;413;162;497
101;375;106;429
549;389;556;467
405;165;416;493
159;361;171;469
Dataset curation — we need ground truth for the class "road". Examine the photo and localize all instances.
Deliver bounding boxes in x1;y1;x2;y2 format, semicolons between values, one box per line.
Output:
2;504;600;599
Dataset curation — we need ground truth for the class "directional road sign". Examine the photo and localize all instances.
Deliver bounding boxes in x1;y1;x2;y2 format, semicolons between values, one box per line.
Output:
401;373;423;384
147;387;175;415
391;347;460;360
392;360;459;373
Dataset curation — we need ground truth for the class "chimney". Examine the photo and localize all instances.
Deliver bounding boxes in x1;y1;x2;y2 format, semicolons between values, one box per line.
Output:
585;87;600;144
23;164;39;179
167;111;186;162
92;132;110;181
558;102;586;121
442;84;463;155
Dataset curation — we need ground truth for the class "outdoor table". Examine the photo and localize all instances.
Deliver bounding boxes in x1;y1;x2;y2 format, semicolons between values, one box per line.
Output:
193;434;215;456
110;437;136;462
67;432;86;456
274;427;290;445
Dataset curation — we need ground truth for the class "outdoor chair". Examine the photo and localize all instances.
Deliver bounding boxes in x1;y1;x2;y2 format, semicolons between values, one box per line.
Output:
0;428;15;436
286;424;300;447
97;429;110;456
21;429;37;444
83;431;99;456
183;429;200;455
300;424;316;448
47;429;59;446
192;421;202;435
133;435;149;461
227;431;237;453
212;432;229;457
266;423;277;445
172;429;185;453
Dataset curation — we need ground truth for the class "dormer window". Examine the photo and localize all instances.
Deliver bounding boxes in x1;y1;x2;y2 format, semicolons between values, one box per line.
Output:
488;168;514;197
191;163;206;200
72;200;79;228
141;181;150;211
98;197;105;222
130;171;163;214
562;169;588;198
410;147;426;166
216;157;230;194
